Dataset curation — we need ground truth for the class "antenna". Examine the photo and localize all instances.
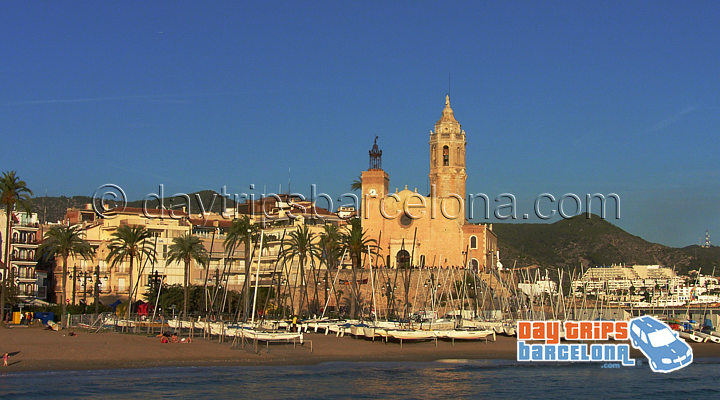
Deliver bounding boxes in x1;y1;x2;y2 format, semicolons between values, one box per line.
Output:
703;229;711;248
43;188;47;224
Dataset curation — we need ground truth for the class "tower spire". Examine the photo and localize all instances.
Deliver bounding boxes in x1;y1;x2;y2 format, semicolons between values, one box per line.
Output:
439;94;457;123
369;136;382;170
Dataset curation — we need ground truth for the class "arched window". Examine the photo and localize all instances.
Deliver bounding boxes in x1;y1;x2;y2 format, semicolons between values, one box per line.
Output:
470;259;479;271
442;146;449;166
469;235;478;249
396;249;410;269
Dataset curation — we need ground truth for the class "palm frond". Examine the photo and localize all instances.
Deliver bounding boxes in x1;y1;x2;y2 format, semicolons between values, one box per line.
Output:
37;225;95;261
106;225;157;268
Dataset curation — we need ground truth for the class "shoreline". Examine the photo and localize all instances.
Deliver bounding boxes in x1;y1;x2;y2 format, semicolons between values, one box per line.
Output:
2;326;719;373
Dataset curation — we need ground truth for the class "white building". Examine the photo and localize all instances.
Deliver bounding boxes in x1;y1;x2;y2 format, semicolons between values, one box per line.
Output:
0;210;47;303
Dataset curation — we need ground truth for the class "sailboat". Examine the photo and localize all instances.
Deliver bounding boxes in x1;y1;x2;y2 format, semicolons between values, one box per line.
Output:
434;329;496;340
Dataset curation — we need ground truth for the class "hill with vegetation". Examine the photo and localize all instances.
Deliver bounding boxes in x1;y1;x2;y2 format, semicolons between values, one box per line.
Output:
493;215;719;275
29;190;236;223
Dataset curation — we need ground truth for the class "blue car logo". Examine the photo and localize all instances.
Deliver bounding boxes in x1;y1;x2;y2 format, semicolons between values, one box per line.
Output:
629;316;693;373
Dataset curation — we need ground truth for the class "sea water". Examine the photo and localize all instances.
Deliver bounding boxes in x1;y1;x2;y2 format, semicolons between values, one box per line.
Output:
1;359;719;399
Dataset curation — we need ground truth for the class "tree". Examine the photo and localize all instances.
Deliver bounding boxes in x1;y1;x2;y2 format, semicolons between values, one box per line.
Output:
0;171;33;325
340;218;377;318
350;175;362;192
320;224;342;268
320;224;343;310
106;225;156;324
224;216;258;322
280;225;322;316
37;225;95;326
167;233;208;320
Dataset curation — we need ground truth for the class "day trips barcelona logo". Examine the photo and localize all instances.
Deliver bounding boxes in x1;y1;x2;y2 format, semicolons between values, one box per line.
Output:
516;316;693;373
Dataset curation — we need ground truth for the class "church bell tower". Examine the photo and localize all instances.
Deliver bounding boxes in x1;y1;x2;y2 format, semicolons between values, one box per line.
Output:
429;95;467;200
361;136;390;217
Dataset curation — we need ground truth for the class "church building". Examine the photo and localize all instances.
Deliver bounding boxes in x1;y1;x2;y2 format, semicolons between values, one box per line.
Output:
360;95;497;270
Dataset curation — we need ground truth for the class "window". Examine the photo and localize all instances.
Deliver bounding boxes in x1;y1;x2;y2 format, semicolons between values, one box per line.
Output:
442;146;449;166
470;235;478;249
648;329;675;347
470;259;479;270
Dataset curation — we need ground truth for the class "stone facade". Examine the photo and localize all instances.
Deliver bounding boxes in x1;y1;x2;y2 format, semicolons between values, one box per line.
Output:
361;96;497;269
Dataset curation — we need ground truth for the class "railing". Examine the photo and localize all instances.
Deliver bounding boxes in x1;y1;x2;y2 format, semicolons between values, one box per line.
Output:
11;255;36;262
13;222;40;229
11;238;38;245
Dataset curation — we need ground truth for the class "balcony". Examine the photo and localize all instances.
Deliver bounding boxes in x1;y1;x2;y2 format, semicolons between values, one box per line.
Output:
13;222;40;230
11;255;36;262
12;238;39;245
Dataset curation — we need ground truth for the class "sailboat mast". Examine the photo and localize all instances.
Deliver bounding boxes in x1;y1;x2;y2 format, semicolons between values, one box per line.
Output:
250;230;264;325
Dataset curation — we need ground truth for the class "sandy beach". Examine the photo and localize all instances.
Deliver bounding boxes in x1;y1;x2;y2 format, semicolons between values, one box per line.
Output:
1;326;719;372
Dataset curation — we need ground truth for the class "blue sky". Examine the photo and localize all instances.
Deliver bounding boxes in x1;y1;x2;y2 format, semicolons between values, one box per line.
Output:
1;1;718;247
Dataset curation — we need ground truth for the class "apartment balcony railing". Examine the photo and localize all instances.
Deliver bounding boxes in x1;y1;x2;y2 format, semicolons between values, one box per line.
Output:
13;222;40;229
11;255;37;262
11;238;39;245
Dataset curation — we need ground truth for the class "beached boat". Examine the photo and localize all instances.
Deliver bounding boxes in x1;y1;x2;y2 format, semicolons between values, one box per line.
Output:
235;328;303;342
386;329;436;340
502;322;516;336
167;319;197;329
679;331;705;343
350;323;368;337
694;331;720;344
436;329;495;340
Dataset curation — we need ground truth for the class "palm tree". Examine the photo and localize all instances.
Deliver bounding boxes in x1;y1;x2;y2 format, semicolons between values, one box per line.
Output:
320;224;343;311
106;225;156;324
280;225;322;316
224;216;257;321
167;233;208;320
320;224;342;268
0;171;33;325
350;175;362;192
37;225;95;326
340;218;377;318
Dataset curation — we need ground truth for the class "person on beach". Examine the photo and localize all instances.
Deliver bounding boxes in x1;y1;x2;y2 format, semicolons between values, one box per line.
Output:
3;352;8;367
292;316;298;332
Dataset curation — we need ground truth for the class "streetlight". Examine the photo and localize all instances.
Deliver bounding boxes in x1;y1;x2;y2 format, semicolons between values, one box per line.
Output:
70;267;95;307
